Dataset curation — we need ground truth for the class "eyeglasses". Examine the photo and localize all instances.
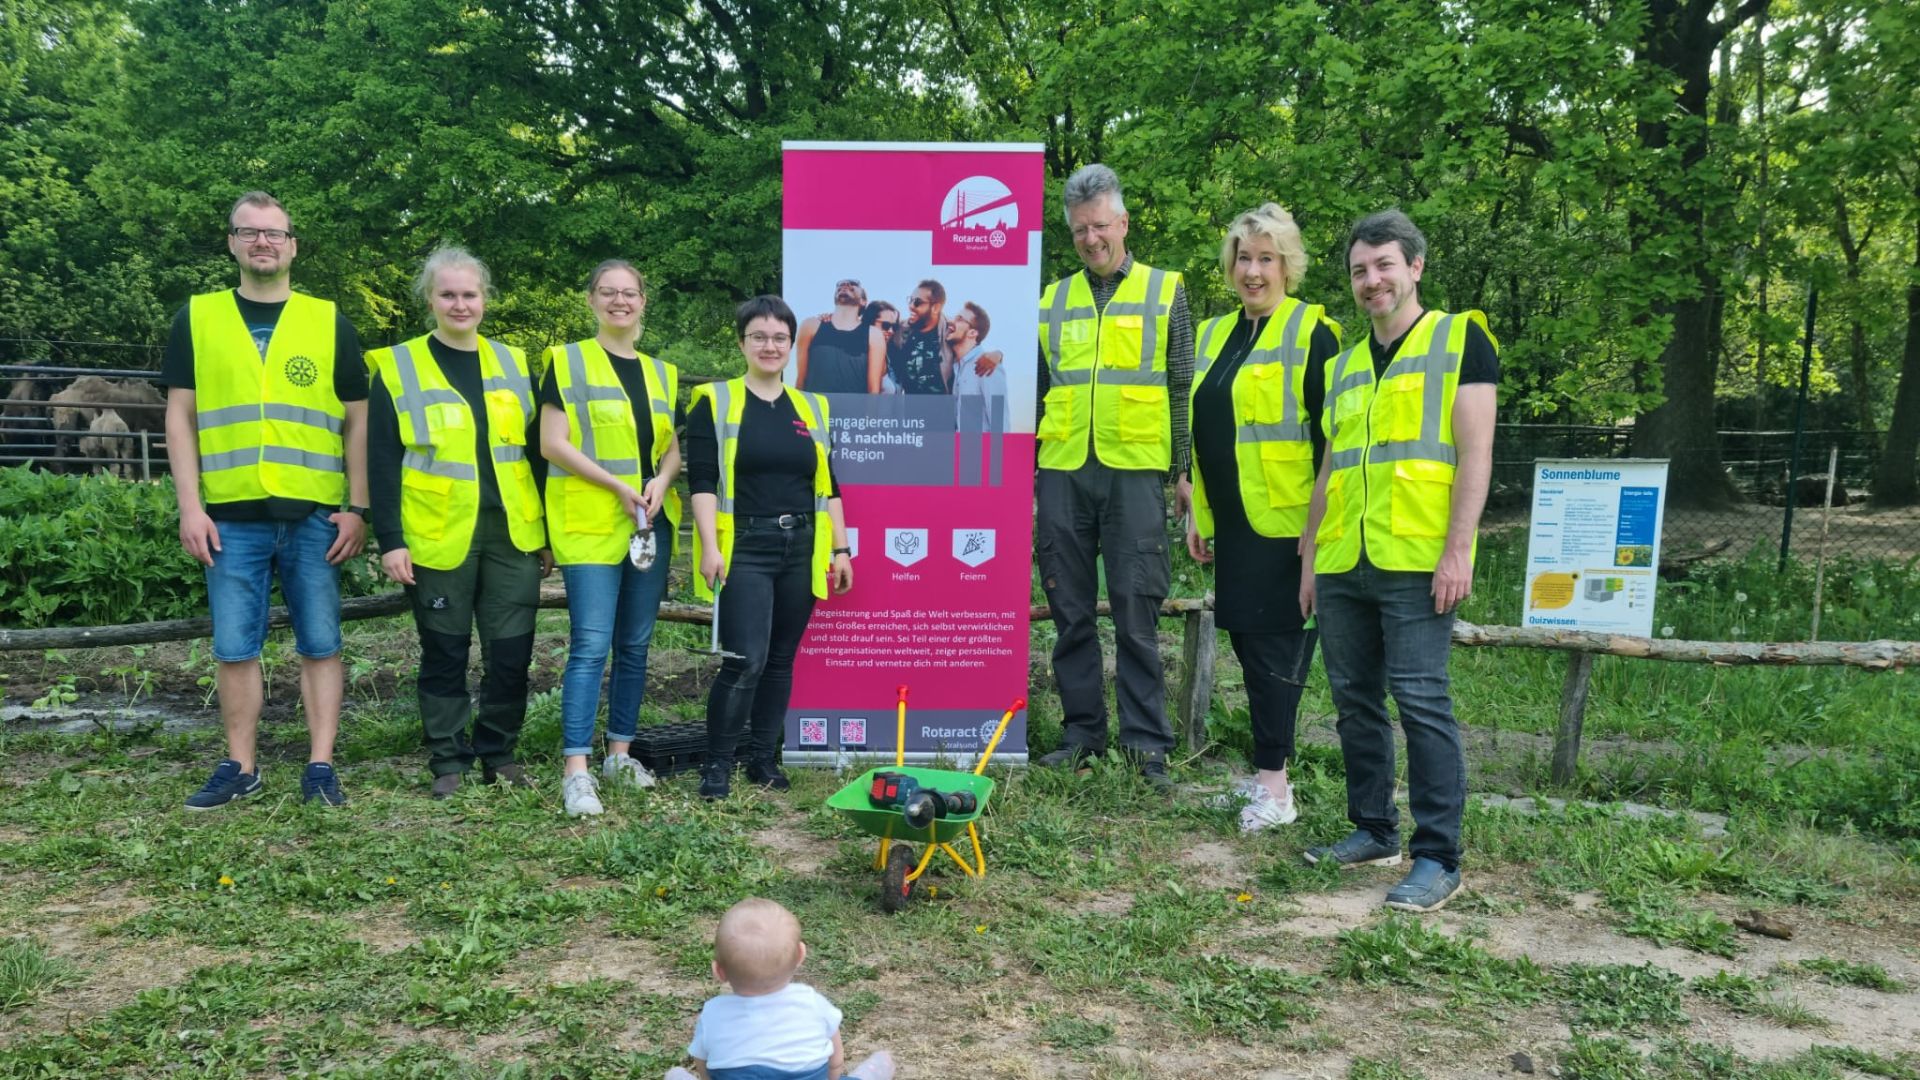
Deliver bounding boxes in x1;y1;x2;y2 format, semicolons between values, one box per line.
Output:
874;320;898;332
1071;220;1117;239
230;227;292;245
746;333;792;348
594;288;642;301
908;296;930;308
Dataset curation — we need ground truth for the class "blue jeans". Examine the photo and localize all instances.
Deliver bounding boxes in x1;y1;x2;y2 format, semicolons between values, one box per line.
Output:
204;509;344;663
1315;554;1466;870
559;528;673;757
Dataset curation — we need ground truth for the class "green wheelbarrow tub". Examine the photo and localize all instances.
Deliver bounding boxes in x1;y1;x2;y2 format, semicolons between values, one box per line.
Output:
827;767;997;845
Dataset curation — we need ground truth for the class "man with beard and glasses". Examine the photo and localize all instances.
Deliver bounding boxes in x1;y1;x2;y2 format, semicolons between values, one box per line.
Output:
796;278;885;394
888;280;953;395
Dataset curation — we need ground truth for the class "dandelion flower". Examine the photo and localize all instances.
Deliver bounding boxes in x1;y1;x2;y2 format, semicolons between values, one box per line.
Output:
1236;892;1253;903
386;876;397;885
655;886;667;898
974;924;986;934
218;874;234;888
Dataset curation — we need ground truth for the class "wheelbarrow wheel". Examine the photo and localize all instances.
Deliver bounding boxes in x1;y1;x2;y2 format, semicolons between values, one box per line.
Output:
880;845;916;913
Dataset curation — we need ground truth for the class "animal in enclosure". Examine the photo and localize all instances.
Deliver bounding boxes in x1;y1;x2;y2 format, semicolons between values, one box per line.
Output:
46;375;166;466
78;409;133;479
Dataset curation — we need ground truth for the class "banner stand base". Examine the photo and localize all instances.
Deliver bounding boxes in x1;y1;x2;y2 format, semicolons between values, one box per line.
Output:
783;750;1029;771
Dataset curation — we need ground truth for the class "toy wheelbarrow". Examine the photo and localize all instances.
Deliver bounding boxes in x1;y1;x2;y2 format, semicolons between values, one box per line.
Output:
824;686;1024;913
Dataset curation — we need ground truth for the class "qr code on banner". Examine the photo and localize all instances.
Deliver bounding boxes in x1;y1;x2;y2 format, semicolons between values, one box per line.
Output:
799;718;827;746
839;718;867;748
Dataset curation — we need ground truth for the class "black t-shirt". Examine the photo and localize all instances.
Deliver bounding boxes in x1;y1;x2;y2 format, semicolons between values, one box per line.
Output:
369;336;541;553
1302;312;1497;431
685;390;840;516
889;323;948;395
160;290;368;521
535;348;677;477
803;319;872;395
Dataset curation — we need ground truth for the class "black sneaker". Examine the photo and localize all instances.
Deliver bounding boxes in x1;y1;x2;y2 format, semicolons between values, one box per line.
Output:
301;762;347;807
1303;829;1403;869
743;756;791;792
185;759;261;811
1130;750;1174;792
1036;745;1098;771
697;761;731;802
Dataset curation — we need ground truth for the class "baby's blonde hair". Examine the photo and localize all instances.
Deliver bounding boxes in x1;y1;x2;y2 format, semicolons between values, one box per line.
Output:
714;898;803;994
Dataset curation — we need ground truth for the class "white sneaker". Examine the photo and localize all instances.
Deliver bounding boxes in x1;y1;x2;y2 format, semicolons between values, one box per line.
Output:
601;752;657;789
1207;775;1262;809
1239;784;1299;832
562;771;603;817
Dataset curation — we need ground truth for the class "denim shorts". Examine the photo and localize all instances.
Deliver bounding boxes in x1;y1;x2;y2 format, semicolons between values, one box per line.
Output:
204;509;344;662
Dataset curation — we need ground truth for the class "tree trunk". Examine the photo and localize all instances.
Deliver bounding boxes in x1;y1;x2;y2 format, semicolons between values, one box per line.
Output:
1627;0;1758;509
1874;203;1920;506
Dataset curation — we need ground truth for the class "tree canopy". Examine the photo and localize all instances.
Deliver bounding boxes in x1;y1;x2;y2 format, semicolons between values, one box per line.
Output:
3;0;1917;503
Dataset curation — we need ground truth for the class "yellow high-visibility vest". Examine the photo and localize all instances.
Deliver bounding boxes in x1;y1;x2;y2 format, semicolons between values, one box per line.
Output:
1315;309;1493;574
544;339;681;566
1188;297;1341;539
690;379;833;601
366;334;545;570
1035;262;1182;471
188;290;345;506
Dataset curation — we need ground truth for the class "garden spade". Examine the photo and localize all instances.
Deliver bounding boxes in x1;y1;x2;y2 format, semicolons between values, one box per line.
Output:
693;583;745;662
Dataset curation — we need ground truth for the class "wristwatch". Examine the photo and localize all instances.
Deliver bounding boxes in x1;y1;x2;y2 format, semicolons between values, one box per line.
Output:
832;546;852;556
345;505;370;518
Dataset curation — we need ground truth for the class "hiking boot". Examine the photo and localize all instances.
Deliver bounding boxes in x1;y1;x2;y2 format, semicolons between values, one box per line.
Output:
430;773;462;801
600;753;657;789
185;759;261;811
1124;748;1173;792
1384;857;1464;912
1238;783;1299;832
301;762;347;807
1036;745;1098;771
483;762;534;789
697;761;731;802
743;756;790;792
1303;829;1402;869
562;771;603;817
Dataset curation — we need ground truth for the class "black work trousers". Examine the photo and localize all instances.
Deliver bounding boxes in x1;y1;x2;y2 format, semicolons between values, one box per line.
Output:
1228;627;1318;771
1035;458;1174;755
705;519;818;766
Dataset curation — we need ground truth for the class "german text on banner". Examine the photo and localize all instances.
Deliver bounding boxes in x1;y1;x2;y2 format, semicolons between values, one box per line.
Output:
781;141;1042;763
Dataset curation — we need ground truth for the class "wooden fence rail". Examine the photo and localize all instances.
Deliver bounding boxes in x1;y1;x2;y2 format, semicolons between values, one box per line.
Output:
4;590;1914;781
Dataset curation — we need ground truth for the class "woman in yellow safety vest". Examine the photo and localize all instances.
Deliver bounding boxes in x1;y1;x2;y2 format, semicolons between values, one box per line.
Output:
1179;203;1343;833
367;246;549;800
686;295;853;801
539;260;684;819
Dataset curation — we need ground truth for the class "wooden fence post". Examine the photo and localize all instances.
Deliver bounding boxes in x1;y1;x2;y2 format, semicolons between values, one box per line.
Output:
1177;606;1218;753
1549;652;1596;785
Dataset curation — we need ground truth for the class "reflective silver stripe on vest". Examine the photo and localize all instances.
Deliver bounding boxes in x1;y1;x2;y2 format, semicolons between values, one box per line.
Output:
562;342;641;478
1050;368;1093;386
1327;314;1461;472
1237;421;1314;444
199;448;259;473
1195;317;1224;375
794;392;833;513
711;382;737;515
196;404;261;430
646;356;674;426
1042;284;1082;382
402;449;477;481
1137;268;1166;369
1096;369;1168;387
261;446;344;473
1329;447;1365;470
389;342;460;479
262;402;344;435
483;339;534;419
492;445;526;464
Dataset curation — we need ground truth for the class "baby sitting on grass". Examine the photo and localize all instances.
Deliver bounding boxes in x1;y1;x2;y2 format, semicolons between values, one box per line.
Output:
667;898;895;1080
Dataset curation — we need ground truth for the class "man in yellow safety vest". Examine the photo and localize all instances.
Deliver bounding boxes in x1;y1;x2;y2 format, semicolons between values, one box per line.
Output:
1299;209;1499;911
161;191;369;811
1033;164;1195;789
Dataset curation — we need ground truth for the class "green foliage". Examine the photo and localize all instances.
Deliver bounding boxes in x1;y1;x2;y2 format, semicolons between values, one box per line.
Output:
0;938;79;1011
1557;964;1689;1033
1787;956;1907;992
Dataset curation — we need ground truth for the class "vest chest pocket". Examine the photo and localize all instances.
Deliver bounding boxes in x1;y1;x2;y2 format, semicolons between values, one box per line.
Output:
484;390;526;445
1388;458;1454;539
587;398;631;431
1116;385;1166;442
401;470;454;541
1102;314;1144;367
1240;365;1290;425
426;402;470;440
1331;383;1369;435
1375;375;1426;443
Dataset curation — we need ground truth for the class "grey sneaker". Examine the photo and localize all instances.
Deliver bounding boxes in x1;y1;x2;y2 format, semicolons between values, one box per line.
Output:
430;773;462;800
562;771;603;817
600;752;657;789
1384;857;1463;912
1302;829;1402;869
483;762;534;789
1238;784;1299;832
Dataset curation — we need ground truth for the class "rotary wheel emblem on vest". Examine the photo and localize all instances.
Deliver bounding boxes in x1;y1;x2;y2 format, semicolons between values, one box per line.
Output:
284;355;319;387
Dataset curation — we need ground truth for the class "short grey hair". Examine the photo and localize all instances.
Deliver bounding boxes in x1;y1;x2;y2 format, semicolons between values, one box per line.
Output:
1063;163;1126;226
1346;209;1427;267
414;245;494;321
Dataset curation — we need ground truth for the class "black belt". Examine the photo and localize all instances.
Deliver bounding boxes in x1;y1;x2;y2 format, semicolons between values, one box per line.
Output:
740;512;812;529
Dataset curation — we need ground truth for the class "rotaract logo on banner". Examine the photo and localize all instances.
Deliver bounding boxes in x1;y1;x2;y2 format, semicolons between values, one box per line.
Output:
935;174;1027;266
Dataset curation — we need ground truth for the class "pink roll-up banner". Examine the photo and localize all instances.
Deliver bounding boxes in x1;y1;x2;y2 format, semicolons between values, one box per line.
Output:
781;141;1043;764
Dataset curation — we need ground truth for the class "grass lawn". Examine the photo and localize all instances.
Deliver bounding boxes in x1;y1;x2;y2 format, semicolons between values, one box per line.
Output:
1;538;1918;1078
